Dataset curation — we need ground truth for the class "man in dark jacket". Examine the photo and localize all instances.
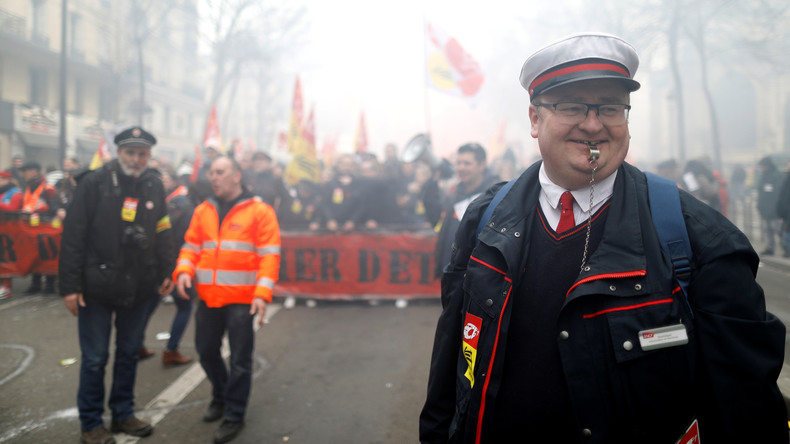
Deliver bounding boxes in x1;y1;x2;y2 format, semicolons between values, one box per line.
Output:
431;143;498;278
420;33;787;444
59;126;175;444
757;156;784;255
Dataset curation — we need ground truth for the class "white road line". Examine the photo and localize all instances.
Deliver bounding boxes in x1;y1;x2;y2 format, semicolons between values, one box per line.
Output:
0;344;35;386
115;303;282;444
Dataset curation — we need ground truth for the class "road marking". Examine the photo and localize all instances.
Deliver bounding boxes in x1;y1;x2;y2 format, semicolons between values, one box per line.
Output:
115;303;282;443
0;344;35;386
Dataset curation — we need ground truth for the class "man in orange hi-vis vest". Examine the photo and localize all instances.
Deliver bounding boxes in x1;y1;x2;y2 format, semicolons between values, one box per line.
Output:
174;155;280;444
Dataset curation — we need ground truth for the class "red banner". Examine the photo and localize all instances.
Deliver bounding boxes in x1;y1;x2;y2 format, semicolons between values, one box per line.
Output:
276;231;440;300
0;221;441;299
0;220;61;276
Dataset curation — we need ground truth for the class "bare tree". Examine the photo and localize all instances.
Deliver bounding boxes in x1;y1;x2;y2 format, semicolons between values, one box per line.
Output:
200;0;306;142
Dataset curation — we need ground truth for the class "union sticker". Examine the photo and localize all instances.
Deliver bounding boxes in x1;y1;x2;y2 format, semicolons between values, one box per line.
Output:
121;197;139;222
462;313;483;387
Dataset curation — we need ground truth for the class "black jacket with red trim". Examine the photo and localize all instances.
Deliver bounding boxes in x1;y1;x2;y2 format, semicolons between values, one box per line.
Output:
420;161;787;444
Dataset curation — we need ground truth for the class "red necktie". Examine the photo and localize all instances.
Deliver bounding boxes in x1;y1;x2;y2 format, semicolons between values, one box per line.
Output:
557;191;576;233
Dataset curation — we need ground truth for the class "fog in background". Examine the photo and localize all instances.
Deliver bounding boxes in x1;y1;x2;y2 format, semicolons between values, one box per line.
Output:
194;0;790;172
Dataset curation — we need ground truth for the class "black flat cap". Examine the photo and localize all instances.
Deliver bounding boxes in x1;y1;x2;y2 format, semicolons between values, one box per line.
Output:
114;126;157;149
20;161;42;171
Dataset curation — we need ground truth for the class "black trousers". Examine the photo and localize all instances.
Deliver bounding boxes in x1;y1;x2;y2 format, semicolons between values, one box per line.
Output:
194;300;255;422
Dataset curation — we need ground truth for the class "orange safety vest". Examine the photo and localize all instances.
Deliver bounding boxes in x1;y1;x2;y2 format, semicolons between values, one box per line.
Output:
173;195;281;306
22;180;54;212
166;185;188;203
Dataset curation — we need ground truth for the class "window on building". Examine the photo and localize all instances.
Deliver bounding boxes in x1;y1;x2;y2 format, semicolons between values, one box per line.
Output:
31;0;48;44
30;66;48;106
74;78;83;114
99;86;114;120
70;13;84;59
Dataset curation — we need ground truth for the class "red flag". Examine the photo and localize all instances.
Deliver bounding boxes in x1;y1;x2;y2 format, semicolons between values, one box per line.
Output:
287;77;304;154
354;111;368;154
425;20;484;103
320;134;338;167
203;105;224;152
190;145;201;183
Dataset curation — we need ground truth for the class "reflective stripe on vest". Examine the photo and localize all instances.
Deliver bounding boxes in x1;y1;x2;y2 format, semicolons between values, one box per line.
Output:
257;245;281;256
220;240;255;252
216;270;257;286
257;277;275;289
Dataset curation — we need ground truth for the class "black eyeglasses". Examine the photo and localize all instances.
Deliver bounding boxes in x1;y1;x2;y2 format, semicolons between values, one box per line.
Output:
535;102;631;125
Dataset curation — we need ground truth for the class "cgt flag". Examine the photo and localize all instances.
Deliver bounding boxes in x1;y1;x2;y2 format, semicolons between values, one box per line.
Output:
284;105;320;185
424;20;485;104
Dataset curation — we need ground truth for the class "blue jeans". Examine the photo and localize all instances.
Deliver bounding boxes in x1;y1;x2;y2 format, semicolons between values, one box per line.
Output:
77;300;148;431
167;286;196;350
195;300;254;422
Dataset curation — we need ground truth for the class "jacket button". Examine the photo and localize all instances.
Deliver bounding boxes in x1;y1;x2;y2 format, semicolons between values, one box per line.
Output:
634;283;642;291
582;428;592;439
514;232;520;237
623;340;633;351
609;285;616;292
500;227;507;232
485;299;493;307
559;331;569;340
583;266;591;272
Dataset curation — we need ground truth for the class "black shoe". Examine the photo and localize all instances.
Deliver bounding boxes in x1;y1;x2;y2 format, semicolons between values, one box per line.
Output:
203;401;225;422
214;420;244;444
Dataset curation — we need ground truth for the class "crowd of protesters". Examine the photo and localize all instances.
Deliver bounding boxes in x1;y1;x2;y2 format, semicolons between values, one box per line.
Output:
652;155;790;258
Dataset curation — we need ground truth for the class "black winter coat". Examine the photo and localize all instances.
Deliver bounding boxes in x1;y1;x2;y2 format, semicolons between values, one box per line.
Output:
59;160;175;308
420;162;787;444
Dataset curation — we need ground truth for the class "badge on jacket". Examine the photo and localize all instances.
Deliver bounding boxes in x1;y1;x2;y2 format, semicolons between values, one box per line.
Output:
122;197;139;222
462;313;483;388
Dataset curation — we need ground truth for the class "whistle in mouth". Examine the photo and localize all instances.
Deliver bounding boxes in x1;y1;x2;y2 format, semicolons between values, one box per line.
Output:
585;142;600;162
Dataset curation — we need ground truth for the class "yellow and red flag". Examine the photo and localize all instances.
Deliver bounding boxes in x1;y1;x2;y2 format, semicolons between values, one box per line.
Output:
354;111;368;154
89;137;113;170
284;105;320;185
203;105;225;153
425;20;484;104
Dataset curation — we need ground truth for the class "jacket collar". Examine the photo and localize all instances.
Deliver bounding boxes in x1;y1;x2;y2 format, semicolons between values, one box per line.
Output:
479;162;650;283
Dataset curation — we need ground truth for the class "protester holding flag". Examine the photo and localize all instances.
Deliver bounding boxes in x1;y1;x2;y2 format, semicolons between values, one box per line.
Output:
20;161;59;294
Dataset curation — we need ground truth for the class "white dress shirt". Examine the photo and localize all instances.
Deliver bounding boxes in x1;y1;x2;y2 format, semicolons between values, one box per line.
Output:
538;164;617;232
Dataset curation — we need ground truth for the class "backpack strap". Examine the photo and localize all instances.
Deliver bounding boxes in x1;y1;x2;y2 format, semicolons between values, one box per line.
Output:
475;178;518;243
644;171;694;318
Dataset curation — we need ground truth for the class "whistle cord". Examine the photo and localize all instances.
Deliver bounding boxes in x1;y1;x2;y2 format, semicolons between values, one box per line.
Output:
581;143;599;271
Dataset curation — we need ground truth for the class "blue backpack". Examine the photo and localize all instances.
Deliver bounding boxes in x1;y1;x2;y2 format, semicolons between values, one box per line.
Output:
475;172;694;317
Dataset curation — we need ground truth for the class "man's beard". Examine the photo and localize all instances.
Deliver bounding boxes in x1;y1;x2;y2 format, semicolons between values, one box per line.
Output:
119;162;144;178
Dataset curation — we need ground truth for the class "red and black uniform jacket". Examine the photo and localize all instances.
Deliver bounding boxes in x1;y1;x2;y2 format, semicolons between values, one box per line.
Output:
420;161;787;444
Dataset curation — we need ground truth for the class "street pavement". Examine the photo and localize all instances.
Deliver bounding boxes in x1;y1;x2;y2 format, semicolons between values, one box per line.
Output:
2;228;790;443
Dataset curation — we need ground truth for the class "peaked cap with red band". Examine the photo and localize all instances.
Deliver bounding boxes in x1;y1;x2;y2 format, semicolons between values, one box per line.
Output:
520;32;640;99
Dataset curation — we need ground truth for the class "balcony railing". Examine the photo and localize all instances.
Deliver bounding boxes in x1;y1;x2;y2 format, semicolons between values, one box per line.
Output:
0;7;26;39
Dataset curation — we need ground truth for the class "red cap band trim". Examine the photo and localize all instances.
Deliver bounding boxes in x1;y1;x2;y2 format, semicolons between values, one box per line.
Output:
530;62;630;94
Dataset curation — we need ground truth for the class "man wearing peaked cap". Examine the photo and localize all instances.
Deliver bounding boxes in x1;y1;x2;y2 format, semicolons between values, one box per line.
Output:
421;32;787;444
59;124;175;444
114;126;157;148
